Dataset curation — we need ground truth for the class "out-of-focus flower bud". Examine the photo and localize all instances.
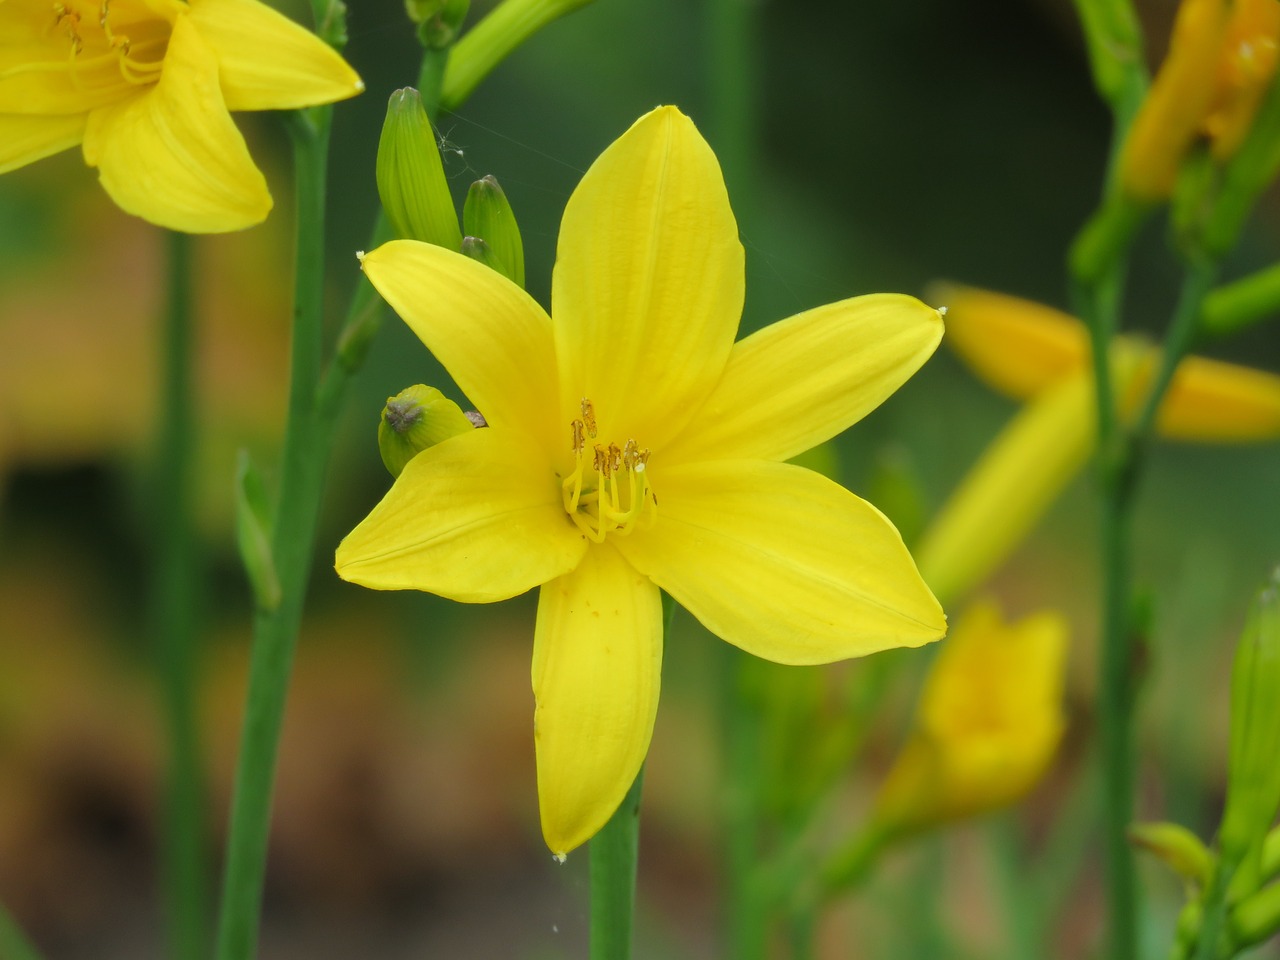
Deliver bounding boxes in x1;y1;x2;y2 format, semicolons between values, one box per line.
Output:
405;0;470;48
871;599;1068;833
463;176;525;287
1220;571;1280;866
1129;821;1214;887
376;88;462;250
1228;880;1280;953
377;385;475;478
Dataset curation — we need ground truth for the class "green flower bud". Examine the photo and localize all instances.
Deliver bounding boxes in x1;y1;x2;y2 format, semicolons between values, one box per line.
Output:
1220;570;1280;867
376;88;462;250
1128;821;1213;887
378;385;475;478
463;175;525;287
1228;880;1280;954
460;235;504;273
406;0;469;48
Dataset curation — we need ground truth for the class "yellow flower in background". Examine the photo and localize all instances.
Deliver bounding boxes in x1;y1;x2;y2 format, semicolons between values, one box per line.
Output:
872;599;1068;833
1120;0;1280;201
0;0;363;232
915;284;1280;606
336;106;948;856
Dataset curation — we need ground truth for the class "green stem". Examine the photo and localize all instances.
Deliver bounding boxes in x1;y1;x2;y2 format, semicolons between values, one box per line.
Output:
1201;263;1280;340
589;767;645;960
0;902;44;960
721;646;767;960
212;106;335;960
153;229;209;960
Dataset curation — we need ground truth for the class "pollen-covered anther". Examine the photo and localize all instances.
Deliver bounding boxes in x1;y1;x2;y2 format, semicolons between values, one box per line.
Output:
561;400;655;542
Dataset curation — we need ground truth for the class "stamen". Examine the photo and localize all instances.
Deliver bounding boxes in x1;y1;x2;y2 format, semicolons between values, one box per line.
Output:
561;399;656;542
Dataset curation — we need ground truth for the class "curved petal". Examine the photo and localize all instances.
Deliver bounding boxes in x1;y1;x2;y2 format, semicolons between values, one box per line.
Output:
187;0;363;111
0;112;85;173
80;15;271;232
931;283;1088;400
1157;354;1280;442
359;241;561;455
551;105;744;449
616;460;945;665
335;427;587;603
533;544;661;856
913;371;1095;607
662;294;943;463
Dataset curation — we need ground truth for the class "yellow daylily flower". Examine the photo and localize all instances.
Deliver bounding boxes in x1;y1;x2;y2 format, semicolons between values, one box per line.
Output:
0;0;363;232
916;284;1280;606
872;599;1068;833
1120;0;1280;201
335;106;948;856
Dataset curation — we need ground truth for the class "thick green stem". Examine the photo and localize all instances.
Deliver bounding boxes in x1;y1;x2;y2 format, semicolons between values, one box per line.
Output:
153;229;209;960
589;768;645;960
212;107;334;960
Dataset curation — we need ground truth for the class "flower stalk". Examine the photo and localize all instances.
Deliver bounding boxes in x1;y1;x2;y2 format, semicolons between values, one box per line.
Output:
589;767;645;960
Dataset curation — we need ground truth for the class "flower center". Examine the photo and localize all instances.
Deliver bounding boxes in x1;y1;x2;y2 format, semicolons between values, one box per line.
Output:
561;399;656;543
5;0;170;98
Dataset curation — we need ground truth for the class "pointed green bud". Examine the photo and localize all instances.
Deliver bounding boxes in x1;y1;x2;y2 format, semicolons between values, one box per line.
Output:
463;176;524;287
234;450;281;612
1128;821;1213;887
1220;570;1280;867
376;88;462;250
461;235;504;273
378;385;475;478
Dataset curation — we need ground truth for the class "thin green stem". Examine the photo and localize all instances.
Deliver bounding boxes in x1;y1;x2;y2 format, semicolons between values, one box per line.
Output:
1201;263;1280;340
153;229;209;960
212;106;334;960
0;902;44;960
589;767;645;960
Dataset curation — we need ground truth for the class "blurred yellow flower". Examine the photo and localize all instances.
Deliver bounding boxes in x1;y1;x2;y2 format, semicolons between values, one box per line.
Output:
1120;0;1280;201
916;284;1280;605
336;106;948;856
872;599;1068;833
0;0;363;232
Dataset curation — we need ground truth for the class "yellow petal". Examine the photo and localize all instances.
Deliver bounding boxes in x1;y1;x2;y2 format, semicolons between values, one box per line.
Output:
551;105;744;450
617;460;945;665
1120;0;1232;200
533;544;662;856
80;15;271;232
914;371;1095;607
335;427;588;602
660;294;943;463
1157;354;1280;441
1204;0;1280;159
359;241;561;454
0;112;85;173
186;0;363;111
931;283;1089;400
0;2;176;115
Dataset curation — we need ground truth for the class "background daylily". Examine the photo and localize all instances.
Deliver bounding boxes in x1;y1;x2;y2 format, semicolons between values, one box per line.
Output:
871;598;1068;834
0;0;363;232
1119;0;1280;201
914;284;1280;606
335;105;948;856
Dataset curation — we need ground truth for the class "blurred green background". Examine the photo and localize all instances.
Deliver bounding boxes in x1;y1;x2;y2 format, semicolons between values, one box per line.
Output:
1;0;1278;956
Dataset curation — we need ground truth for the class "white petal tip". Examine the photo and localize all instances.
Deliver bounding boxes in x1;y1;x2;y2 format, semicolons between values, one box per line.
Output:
551;852;567;864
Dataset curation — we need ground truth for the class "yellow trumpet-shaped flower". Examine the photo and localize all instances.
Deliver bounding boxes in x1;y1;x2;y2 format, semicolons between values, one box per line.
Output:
1120;0;1280;201
335;106;948;856
872;599;1068;833
916;284;1280;606
0;0;363;232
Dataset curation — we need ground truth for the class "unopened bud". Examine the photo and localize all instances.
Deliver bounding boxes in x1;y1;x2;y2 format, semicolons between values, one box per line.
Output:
405;0;469;47
463;176;524;286
378;385;475;478
1228;879;1280;954
1128;821;1213;886
461;235;504;274
1220;570;1280;866
376;88;462;249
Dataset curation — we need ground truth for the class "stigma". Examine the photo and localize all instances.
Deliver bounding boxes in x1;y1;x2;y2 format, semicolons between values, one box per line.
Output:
562;399;656;542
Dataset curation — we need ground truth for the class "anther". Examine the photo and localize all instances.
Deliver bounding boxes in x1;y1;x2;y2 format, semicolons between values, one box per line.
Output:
580;398;597;439
571;419;585;453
